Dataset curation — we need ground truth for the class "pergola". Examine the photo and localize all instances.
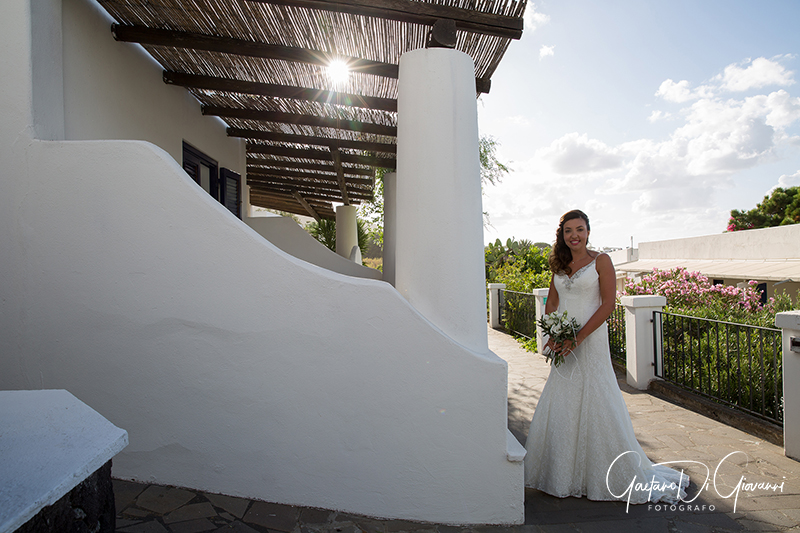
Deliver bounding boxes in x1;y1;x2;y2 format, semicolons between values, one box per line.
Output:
100;0;527;220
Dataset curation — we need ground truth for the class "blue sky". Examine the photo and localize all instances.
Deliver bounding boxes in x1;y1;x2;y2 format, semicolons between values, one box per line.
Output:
478;0;800;249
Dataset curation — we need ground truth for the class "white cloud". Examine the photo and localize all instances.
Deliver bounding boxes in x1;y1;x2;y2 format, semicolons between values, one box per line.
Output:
538;133;624;175
679;98;776;175
601;73;800;208
648;110;671;122
483;55;800;247
716;56;795;92
524;4;551;33
655;79;695;103
777;170;800;188
506;115;531;126
631;187;714;213
654;79;714;103
539;45;555;60
761;90;800;130
625;87;800;188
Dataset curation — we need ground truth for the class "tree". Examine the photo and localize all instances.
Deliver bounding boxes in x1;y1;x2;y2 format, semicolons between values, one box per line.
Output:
306;217;369;257
479;135;510;187
727;186;800;231
357;167;388;249
485;238;551;292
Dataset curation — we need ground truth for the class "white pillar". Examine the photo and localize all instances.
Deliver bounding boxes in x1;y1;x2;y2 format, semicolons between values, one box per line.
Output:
532;288;550;352
488;284;505;329
620;295;666;390
382;172;397;286
335;205;358;261
776;311;800;460
395;48;487;354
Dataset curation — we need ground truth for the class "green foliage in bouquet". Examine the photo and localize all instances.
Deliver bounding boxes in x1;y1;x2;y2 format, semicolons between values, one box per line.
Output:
538;310;581;367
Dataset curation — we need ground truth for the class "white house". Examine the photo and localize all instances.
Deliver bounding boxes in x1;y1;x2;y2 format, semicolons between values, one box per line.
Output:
610;224;800;302
0;0;528;525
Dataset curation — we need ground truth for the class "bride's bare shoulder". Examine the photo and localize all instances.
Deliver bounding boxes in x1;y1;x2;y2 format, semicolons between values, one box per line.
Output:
593;252;614;272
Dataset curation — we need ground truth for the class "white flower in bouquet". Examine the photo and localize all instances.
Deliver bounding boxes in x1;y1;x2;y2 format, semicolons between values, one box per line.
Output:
537;310;581;367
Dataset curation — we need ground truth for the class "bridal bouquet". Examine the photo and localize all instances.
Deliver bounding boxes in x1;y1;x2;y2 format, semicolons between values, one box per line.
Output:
538;311;581;367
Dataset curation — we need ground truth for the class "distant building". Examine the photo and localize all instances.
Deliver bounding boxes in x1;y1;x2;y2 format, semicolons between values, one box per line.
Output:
609;225;800;303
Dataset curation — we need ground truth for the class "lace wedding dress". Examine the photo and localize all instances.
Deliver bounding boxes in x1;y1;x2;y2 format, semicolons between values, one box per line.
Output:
524;259;689;503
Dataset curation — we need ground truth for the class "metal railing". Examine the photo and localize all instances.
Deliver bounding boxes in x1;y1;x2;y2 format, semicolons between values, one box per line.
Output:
500;290;537;339
608;304;626;366
654;311;783;426
498;290;626;366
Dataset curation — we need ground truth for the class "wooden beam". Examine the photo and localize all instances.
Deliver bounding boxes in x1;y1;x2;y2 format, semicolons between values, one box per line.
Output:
291;190;321;222
112;24;397;77
247;143;396;168
204;106;397;137
249;191;336;219
247;171;373;188
250;193;333;213
246;0;523;39
249;144;332;161
247;174;373;195
112;25;490;93
250;182;370;204
250;185;362;205
334;151;396;169
230;127;396;154
246;158;374;176
331;148;350;205
165;71;397;112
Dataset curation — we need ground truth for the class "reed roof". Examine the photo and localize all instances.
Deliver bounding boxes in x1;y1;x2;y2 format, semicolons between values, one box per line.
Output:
98;0;527;219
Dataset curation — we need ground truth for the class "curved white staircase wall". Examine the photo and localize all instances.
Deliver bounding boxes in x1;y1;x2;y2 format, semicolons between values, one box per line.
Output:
245;216;382;280
0;0;523;524
2;138;521;525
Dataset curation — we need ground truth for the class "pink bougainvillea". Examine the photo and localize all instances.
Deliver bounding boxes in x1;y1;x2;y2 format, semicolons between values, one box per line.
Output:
620;267;770;313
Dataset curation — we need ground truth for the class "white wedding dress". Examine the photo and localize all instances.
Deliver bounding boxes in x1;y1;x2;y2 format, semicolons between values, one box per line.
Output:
524;259;689;503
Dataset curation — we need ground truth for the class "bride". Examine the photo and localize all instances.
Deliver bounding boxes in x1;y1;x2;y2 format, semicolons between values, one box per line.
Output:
524;209;689;504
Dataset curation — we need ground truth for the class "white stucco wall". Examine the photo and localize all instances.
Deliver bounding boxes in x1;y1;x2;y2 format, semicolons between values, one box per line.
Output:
607;247;638;266
61;0;244;174
244;215;382;279
638;224;800;261
0;0;523;524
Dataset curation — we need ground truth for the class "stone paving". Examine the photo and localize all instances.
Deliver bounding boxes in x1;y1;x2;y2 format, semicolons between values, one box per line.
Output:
113;327;800;533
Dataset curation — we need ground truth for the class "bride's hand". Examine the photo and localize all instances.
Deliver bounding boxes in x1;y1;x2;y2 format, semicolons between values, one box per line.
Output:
557;338;578;356
544;338;557;353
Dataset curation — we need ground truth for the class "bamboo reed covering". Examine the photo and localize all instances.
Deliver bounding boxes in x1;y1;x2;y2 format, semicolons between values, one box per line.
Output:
98;0;527;218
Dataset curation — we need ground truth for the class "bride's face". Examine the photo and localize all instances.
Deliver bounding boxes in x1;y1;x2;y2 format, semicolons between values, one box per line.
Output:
562;218;589;253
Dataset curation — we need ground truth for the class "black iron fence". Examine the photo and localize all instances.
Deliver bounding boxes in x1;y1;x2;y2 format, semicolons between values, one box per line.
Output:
498;290;626;367
654;311;783;426
495;291;784;425
500;290;537;339
608;304;626;366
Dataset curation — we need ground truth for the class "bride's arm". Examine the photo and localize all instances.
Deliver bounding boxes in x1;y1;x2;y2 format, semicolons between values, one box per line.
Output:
543;275;559;353
574;253;616;346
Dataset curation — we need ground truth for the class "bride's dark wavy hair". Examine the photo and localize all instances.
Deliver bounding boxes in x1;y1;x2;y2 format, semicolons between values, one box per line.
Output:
549;209;590;276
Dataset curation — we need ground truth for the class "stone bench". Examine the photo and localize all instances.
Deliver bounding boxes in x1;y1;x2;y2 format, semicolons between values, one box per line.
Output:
0;390;128;533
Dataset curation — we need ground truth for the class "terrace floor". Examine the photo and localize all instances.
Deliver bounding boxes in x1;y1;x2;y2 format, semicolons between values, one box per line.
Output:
113;327;800;533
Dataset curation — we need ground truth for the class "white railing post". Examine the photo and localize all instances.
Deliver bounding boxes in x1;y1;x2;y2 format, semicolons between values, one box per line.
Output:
532;288;550;353
776;311;800;461
488;283;505;329
620;295;666;390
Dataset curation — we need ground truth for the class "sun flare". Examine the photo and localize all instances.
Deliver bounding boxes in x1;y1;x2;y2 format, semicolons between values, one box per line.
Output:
326;59;350;85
